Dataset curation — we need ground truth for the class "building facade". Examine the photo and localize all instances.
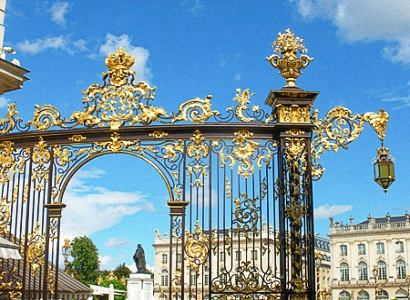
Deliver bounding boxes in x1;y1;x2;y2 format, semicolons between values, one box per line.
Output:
329;213;410;300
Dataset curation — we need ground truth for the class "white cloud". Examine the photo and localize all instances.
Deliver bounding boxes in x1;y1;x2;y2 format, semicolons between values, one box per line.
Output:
60;174;156;240
234;73;242;81
314;204;353;219
382;95;410;110
105;237;133;248
99;255;115;271
99;33;153;83
48;2;71;26
290;0;410;64
17;35;87;55
0;96;10;108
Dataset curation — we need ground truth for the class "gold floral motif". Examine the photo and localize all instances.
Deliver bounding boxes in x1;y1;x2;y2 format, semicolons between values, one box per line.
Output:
220;130;270;178
0;202;10;235
23;223;45;276
27;104;65;131
32;137;51;167
88;132;142;154
162;140;183;162
0;268;22;298
0;102;19;134
233;88;256;122
68;48;161;129
47;265;56;295
185;220;209;274
69;105;101;127
212;261;281;296
187;130;208;160
311;106;365;180
290;276;308;300
363;109;389;140
266;28;313;87
49;218;59;241
172;95;219;124
0;141;20;184
276;104;311;123
68;135;86;142
285;200;308;227
233;194;259;239
171;267;182;297
129;102;167;126
284;137;307;168
187;163;207;187
149;131;168;138
53;146;72;166
286;129;305;136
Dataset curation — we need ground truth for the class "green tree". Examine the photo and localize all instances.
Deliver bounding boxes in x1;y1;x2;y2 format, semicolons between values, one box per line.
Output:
67;236;100;285
113;263;131;279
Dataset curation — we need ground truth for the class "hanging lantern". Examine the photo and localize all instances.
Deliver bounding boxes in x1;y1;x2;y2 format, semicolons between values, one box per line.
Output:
372;146;395;193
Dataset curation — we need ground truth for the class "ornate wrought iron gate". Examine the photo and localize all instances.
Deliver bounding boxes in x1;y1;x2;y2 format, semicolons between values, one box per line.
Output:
0;30;390;300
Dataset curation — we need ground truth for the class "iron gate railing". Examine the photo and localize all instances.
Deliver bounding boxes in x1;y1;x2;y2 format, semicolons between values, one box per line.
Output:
0;29;390;300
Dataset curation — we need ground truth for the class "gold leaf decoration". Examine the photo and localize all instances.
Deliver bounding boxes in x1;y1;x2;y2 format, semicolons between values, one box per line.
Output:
27;104;65;131
185;220;209;274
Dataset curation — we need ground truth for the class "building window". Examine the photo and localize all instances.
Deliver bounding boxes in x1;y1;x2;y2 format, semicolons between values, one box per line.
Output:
162;254;168;264
220;251;225;262
339;291;351;300
251;250;258;260
358;291;369;300
396;259;406;279
376;243;385;254
377;261;387;280
340;245;347;256
190;270;197;285
358;262;368;281
204;269;209;286
396;241;404;253
161;269;169;286
340;263;349;282
358;244;366;255
176;253;182;263
235;251;242;261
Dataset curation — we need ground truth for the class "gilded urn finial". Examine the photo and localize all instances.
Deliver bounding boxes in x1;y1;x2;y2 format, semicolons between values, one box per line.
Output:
266;29;313;88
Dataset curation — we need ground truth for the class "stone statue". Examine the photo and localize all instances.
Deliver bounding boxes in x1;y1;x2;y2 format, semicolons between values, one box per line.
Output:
133;244;147;273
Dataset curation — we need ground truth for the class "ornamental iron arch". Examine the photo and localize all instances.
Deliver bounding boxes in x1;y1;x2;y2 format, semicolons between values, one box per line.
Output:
0;29;392;300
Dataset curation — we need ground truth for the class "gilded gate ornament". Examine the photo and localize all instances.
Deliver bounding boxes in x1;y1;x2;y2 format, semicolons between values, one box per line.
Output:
311;106;391;180
233;194;259;239
0;102;19;134
0;32;395;300
23;223;46;276
220;130;265;178
266;28;313;87
185;220;209;274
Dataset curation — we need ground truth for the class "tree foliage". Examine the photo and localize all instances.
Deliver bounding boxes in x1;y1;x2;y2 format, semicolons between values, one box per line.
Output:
98;279;127;300
67;236;100;285
113;263;131;279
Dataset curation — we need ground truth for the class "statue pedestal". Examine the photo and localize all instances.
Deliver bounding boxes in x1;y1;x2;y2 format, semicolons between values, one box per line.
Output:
126;273;153;300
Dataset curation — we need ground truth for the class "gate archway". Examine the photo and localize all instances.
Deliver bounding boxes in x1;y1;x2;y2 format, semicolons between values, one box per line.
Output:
0;30;390;300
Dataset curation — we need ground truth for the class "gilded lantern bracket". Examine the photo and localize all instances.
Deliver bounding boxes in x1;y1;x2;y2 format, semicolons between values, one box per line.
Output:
311;106;394;187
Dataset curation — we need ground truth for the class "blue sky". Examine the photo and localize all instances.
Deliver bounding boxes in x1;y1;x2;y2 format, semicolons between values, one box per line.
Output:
2;0;410;271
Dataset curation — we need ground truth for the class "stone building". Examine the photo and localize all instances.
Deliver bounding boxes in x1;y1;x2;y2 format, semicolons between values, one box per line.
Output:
329;213;410;300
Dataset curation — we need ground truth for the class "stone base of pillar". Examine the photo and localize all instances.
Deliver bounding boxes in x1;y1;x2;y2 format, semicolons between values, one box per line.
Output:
126;273;154;300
